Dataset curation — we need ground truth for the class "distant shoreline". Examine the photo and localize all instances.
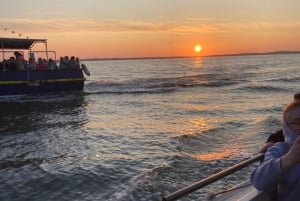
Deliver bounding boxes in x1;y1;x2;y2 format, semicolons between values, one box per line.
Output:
207;50;300;58
81;50;300;61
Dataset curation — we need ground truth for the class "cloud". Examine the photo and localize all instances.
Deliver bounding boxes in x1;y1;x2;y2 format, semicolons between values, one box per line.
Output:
1;18;300;36
0;18;170;34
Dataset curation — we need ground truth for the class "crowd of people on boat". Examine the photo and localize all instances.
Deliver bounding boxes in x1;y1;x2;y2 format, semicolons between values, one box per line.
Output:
0;52;81;71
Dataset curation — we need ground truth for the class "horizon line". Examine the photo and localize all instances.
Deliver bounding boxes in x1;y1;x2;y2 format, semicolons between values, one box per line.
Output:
81;50;300;61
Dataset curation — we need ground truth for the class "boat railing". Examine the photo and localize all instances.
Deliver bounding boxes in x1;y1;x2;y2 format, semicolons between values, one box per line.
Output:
162;153;264;201
0;50;25;60
29;50;56;61
0;50;56;62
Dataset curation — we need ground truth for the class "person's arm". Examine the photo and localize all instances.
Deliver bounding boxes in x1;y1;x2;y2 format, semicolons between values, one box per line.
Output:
260;129;284;153
260;142;275;153
253;136;300;191
251;144;287;191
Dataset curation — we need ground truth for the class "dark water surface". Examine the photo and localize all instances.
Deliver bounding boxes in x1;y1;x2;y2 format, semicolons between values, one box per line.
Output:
1;54;299;201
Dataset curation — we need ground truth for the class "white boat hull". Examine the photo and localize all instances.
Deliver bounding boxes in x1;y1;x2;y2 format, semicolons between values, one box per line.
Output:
213;180;268;201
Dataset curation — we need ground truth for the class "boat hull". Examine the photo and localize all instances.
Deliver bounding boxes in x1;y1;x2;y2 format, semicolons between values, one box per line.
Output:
214;180;269;201
0;69;85;95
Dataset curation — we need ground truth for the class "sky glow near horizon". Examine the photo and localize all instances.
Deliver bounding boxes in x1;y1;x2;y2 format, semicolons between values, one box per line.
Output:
0;0;300;58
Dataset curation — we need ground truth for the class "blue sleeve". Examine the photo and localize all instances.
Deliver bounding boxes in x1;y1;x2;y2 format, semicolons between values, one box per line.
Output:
250;145;287;191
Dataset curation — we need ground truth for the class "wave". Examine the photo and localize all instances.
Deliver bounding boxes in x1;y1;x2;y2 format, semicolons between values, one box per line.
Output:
0;91;85;103
173;127;233;156
85;74;242;95
235;85;291;93
270;77;300;83
106;152;258;201
0;154;68;169
0;73;246;98
83;87;177;95
107;165;176;201
244;85;280;92
0;158;44;169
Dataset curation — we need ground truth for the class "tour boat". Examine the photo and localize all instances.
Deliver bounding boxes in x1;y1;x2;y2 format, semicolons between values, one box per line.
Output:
0;37;90;96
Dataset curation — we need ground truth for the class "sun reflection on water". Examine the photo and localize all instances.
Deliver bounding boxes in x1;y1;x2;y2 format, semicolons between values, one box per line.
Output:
193;57;203;68
192;148;236;161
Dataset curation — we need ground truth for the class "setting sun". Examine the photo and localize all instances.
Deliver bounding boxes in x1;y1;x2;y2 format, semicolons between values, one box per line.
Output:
194;44;202;53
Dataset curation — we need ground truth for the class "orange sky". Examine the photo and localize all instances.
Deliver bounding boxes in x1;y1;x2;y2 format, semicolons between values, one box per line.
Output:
1;0;300;59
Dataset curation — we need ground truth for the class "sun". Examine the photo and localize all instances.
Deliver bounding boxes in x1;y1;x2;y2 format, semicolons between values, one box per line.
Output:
194;44;202;53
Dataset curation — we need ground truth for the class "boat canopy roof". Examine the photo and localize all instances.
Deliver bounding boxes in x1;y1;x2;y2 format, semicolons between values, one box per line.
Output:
0;38;47;50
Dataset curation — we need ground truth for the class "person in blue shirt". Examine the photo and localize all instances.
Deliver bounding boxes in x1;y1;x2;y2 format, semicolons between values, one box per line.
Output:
259;93;300;153
251;100;300;201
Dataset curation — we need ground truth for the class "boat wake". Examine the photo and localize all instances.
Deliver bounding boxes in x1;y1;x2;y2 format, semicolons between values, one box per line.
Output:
84;74;241;95
107;165;171;201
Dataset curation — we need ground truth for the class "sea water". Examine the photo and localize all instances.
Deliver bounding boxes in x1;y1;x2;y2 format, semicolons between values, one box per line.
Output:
0;54;299;201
